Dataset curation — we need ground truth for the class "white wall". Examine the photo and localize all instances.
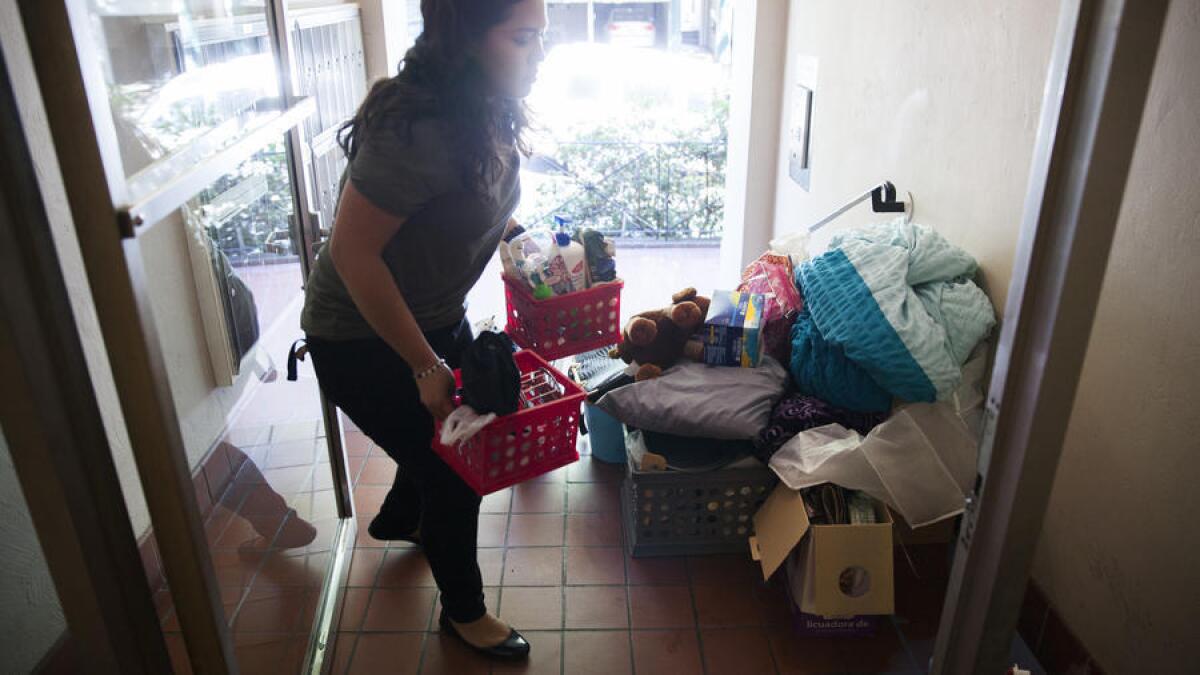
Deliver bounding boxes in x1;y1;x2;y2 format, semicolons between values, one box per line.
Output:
357;0;414;82
771;0;1058;312
139;212;258;471
771;1;1200;672
0;427;67;675
1030;3;1200;672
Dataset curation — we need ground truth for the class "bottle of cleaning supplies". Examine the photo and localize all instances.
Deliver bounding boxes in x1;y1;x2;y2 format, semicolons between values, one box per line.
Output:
506;229;545;267
499;226;526;280
542;251;573;295
577;229;618;283
529;268;554;300
500;245;519;279
545;234;581;294
519;252;544;284
554;232;588;291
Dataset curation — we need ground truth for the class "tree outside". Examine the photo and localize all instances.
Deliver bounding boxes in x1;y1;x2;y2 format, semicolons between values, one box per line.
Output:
514;43;731;242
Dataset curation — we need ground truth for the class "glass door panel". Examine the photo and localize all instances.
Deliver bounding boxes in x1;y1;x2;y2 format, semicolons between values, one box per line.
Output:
142;141;343;672
84;0;283;182
69;2;355;671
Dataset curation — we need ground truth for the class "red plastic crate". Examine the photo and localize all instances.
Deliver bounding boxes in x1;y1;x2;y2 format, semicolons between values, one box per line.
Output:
503;275;624;361
433;350;586;496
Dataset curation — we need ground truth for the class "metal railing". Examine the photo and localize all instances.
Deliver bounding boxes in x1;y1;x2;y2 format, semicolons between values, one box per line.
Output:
521;139;726;240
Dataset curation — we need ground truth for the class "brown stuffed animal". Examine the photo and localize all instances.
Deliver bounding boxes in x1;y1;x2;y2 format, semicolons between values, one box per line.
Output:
609;288;711;380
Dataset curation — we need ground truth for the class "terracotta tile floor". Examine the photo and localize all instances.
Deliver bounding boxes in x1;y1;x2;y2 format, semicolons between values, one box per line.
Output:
157;354;342;674
329;434;952;674
151;365;952;675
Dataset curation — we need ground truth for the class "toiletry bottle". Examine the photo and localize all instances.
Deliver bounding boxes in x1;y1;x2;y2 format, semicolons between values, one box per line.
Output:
500;225;526;280
554;232;588;291
577;229;618;283
522;254;555;299
507;229;548;267
542;251;573;295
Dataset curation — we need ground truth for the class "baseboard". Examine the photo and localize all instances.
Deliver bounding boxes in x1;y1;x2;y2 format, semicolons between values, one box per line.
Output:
1017;580;1106;674
33;631;78;675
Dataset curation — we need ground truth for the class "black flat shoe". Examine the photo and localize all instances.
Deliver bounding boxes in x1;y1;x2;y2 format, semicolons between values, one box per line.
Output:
367;511;421;545
438;611;531;660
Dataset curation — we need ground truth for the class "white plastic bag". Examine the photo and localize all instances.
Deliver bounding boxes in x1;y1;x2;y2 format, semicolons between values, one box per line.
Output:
439;405;497;446
769;229;812;267
768;353;987;527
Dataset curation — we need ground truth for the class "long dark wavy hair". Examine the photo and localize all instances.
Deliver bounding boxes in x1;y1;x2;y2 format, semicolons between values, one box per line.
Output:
337;0;532;197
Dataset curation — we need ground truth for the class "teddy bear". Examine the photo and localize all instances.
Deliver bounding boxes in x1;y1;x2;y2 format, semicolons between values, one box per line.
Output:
609;288;711;380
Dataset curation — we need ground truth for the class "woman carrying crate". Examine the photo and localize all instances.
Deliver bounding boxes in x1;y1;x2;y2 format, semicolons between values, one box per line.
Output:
300;0;546;660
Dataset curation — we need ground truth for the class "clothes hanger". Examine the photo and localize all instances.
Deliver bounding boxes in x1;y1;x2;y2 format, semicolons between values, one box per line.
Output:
807;180;915;233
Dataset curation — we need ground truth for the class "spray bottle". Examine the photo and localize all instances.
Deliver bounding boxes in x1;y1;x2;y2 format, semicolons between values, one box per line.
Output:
552;232;587;291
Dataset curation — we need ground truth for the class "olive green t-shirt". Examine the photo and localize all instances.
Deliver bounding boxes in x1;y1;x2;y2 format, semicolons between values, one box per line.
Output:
301;117;521;338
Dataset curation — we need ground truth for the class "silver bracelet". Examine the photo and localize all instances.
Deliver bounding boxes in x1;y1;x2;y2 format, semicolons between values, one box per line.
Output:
413;357;448;380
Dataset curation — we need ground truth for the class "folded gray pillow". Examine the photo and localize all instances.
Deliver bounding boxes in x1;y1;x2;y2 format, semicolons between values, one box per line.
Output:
595;356;789;440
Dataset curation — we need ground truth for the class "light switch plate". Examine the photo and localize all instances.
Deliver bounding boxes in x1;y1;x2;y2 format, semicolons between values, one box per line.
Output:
788;55;819;190
788;85;814;189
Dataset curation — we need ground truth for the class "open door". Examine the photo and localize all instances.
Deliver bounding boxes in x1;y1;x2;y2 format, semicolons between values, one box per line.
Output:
16;0;370;671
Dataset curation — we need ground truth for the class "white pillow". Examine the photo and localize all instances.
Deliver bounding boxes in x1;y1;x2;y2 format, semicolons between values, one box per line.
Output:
595;357;789;440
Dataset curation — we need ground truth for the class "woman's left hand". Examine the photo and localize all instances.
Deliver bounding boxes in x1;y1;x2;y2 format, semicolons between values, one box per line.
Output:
417;364;457;421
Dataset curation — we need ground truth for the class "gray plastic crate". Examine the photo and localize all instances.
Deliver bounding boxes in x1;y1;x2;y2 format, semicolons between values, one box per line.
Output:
621;433;778;557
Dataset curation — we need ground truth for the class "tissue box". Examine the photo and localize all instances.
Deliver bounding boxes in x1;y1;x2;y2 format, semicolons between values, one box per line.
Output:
702;290;766;367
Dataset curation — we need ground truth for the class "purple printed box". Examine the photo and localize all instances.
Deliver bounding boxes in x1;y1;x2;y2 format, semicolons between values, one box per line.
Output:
792;611;880;638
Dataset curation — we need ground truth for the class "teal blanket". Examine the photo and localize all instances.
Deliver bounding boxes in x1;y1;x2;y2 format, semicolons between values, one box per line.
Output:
791;220;995;411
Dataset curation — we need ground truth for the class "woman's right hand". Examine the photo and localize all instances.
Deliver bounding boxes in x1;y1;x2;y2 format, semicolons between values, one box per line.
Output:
417;364;457;421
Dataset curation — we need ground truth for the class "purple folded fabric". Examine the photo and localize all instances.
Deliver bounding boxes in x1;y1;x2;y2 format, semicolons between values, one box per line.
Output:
754;394;888;463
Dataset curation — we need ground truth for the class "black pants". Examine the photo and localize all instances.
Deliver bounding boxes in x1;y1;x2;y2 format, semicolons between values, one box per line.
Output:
307;319;486;622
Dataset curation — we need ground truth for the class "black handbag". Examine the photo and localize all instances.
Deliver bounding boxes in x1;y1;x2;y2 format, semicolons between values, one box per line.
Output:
459;331;521;416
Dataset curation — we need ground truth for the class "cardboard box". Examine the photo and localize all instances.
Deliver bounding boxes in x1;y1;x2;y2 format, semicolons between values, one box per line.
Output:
702;290;766;367
749;484;894;618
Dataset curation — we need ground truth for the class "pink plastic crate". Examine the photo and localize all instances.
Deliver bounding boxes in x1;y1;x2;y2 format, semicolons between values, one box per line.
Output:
433;350;585;495
504;275;624;361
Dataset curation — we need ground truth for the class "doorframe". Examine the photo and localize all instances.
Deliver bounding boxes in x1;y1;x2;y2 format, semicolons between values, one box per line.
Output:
931;0;1169;671
719;0;788;287
266;0;356;523
265;2;359;671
